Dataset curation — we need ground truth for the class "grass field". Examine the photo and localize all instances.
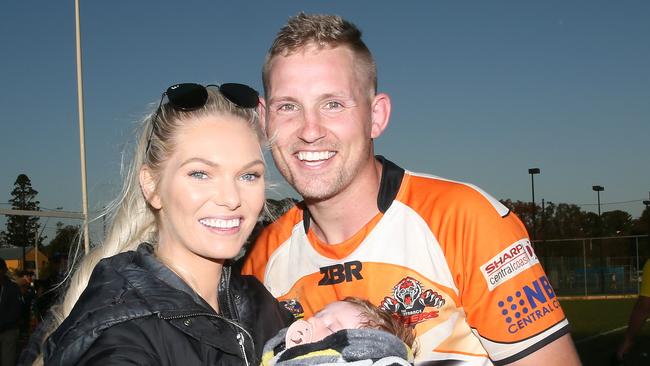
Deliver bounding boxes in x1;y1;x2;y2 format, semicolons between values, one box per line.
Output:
561;298;650;366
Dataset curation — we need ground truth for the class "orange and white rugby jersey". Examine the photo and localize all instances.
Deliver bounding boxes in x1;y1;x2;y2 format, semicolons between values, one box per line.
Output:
242;157;569;365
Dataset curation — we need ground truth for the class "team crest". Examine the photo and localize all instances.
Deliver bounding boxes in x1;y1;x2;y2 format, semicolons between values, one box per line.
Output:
280;299;305;319
381;276;446;326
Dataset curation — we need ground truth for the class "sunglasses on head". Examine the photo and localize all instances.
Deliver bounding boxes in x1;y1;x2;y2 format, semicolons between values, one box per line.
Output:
145;82;259;155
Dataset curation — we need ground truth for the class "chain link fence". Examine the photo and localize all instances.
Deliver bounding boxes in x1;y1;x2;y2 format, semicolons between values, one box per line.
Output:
535;235;649;297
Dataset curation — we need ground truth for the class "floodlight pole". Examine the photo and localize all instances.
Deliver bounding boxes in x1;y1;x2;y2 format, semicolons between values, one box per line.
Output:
592;185;605;293
643;197;650;240
638;198;650;293
528;168;540;240
75;0;90;254
592;185;604;217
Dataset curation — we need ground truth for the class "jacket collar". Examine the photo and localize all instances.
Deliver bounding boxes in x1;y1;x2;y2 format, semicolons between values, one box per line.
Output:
135;242;213;311
45;243;245;364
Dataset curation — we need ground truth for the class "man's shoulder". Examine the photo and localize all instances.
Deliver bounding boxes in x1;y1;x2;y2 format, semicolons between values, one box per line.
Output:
401;170;510;218
260;204;305;239
242;205;305;278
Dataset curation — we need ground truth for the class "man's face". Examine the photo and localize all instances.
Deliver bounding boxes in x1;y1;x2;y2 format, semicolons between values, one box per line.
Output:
265;45;380;201
19;274;31;286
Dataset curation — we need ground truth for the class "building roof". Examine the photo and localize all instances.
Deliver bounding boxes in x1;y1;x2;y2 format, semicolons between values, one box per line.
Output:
0;246;35;260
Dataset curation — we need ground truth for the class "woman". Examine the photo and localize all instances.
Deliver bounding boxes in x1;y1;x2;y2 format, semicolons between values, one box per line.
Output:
37;83;292;365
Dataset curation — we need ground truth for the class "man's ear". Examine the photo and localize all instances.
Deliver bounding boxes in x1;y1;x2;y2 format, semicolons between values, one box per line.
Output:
257;96;267;132
139;166;161;209
370;92;391;139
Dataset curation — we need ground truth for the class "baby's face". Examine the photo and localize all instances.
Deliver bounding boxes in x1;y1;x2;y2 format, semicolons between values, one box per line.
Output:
285;301;364;348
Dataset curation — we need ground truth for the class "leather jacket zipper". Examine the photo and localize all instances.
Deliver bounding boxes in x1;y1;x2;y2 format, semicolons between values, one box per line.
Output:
236;332;249;366
221;267;240;320
157;312;253;365
220;265;257;363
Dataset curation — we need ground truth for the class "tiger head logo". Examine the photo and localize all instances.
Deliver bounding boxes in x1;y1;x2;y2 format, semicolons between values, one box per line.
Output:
393;276;422;310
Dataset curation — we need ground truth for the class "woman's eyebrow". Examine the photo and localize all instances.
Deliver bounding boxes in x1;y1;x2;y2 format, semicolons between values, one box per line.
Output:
180;157;264;170
181;157;220;168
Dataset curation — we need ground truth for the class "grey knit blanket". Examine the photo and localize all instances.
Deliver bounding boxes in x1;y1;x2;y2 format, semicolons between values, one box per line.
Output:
261;327;414;366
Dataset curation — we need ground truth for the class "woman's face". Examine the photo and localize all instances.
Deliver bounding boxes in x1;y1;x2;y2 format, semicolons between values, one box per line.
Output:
145;114;265;263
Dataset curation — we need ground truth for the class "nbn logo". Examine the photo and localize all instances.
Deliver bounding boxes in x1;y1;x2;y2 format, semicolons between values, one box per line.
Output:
498;275;560;333
524;275;556;308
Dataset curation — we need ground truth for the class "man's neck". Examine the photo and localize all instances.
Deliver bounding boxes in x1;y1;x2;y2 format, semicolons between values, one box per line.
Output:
305;158;383;244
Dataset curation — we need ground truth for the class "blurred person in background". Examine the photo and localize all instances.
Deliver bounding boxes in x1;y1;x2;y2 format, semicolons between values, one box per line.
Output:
616;259;650;364
0;258;21;366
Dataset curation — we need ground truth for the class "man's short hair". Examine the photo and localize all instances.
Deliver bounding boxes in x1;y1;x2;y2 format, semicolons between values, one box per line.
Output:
262;12;377;96
0;258;7;272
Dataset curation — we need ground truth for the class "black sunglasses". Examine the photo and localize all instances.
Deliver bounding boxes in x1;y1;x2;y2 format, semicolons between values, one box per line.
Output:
145;83;259;155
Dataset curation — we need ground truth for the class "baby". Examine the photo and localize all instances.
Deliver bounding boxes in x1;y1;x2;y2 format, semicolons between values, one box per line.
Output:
262;297;416;365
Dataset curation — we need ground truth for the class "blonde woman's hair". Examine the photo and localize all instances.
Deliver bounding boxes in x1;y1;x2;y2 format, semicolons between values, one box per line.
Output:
261;12;377;96
37;86;264;363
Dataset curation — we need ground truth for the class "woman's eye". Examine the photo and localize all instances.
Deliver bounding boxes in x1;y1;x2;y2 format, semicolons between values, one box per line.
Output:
241;172;261;182
189;171;208;180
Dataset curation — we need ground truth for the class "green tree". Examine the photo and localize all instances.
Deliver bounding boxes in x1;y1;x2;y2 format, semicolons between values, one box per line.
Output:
581;212;601;237
631;205;650;236
601;210;634;236
549;203;586;239
539;201;557;239
500;199;644;240
0;231;7;247
45;223;80;258
1;174;42;266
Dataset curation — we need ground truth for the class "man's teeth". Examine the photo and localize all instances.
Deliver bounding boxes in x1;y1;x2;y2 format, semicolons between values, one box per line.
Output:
297;151;335;161
199;218;240;229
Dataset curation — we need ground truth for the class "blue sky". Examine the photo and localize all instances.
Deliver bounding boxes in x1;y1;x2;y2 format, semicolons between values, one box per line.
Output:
1;1;648;244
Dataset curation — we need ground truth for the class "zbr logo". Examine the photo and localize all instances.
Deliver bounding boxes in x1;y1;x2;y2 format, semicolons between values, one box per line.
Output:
498;275;561;334
318;260;363;285
381;276;445;326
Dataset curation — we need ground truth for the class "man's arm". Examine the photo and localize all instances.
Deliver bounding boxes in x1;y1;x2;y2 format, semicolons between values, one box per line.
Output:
617;259;650;360
617;295;650;360
506;334;581;366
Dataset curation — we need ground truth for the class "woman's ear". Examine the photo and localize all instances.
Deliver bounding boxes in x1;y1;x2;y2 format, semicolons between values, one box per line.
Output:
139;166;161;209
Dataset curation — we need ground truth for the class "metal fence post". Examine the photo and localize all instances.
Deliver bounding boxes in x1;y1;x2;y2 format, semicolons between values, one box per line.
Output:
583;239;588;296
634;236;641;294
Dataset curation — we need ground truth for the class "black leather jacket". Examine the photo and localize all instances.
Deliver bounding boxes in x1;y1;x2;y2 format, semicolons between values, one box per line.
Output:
43;243;292;365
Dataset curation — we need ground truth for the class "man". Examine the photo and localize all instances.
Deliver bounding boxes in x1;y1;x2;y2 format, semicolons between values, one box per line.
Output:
616;259;650;363
16;270;36;335
0;259;21;366
243;13;580;365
